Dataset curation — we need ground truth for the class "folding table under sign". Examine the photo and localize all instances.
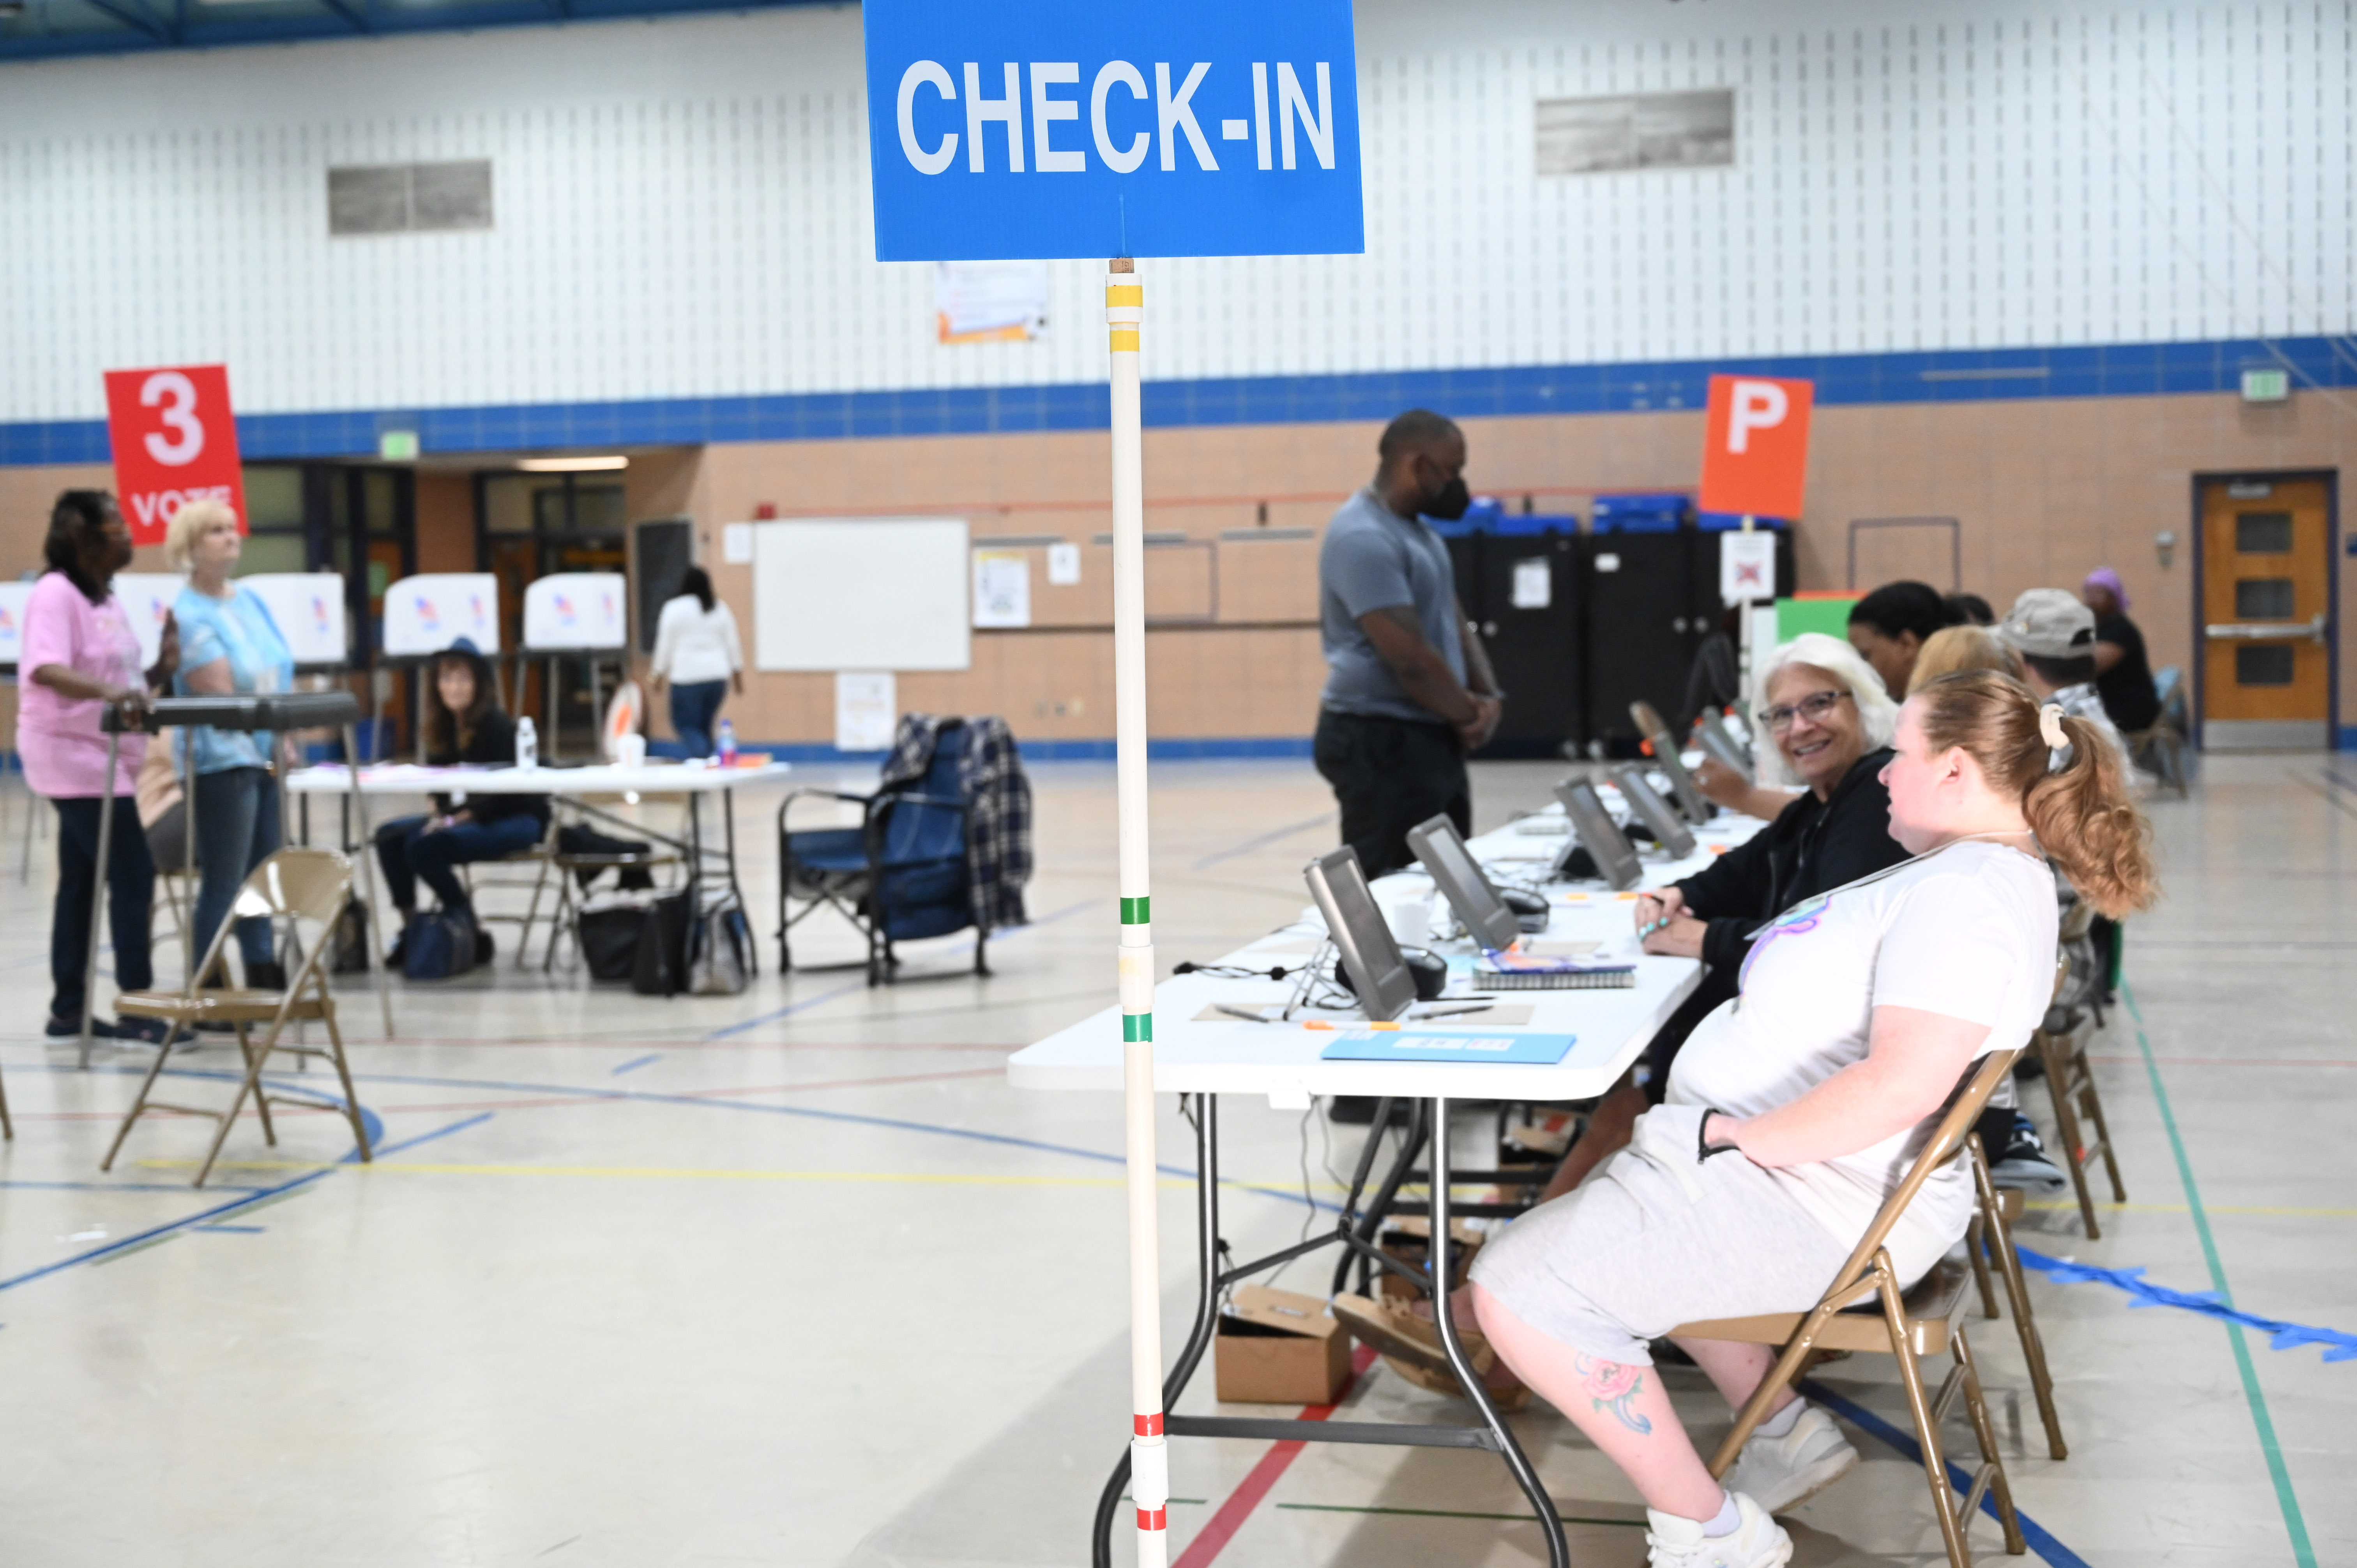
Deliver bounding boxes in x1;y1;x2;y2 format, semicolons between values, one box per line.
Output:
521;572;628;759
860;2;1368;1563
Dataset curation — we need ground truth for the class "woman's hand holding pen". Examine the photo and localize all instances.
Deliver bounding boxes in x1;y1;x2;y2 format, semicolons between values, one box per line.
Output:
1635;887;1706;958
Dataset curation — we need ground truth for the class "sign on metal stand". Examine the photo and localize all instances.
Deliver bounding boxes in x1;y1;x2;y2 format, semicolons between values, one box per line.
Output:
1700;373;1816;713
861;4;1362;1559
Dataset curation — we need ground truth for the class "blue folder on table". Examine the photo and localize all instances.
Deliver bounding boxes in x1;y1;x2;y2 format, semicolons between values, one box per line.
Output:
1318;1030;1577;1066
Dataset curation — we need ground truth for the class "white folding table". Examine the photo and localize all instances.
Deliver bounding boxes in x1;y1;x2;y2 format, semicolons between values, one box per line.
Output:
1012;801;1762;1568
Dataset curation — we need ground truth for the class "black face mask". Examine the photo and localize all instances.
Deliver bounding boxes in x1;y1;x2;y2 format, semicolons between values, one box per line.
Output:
1421;475;1472;522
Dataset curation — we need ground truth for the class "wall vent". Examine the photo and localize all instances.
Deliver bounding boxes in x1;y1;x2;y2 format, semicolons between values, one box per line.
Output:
329;160;493;236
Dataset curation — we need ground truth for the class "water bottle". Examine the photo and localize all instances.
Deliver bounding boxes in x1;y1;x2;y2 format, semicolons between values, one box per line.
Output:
717;718;737;768
515;716;539;770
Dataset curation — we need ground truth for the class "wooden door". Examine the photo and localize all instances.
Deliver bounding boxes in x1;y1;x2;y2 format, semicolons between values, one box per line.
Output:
2198;475;2332;750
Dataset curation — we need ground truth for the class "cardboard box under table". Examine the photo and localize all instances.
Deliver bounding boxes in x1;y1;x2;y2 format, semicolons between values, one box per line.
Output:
1215;1285;1352;1405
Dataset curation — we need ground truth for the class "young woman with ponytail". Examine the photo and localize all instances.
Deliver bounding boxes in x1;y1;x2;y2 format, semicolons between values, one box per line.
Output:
1451;668;2156;1568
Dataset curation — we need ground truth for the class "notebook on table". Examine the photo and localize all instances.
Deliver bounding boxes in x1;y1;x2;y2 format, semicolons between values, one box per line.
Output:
1318;1029;1578;1065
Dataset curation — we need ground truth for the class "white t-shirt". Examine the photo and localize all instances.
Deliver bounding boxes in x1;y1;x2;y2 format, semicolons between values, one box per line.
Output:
650;596;744;686
1666;841;2057;1284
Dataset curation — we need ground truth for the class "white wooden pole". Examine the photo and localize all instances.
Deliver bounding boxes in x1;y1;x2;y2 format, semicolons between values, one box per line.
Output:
1106;258;1167;1567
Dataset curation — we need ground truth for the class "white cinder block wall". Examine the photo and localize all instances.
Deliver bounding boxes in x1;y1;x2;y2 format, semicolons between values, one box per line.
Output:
1;0;2350;421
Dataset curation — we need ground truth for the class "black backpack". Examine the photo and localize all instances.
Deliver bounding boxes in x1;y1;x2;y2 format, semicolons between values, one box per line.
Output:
630;890;693;996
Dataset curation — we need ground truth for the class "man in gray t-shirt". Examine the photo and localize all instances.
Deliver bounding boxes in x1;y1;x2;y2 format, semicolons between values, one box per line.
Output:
1312;410;1502;879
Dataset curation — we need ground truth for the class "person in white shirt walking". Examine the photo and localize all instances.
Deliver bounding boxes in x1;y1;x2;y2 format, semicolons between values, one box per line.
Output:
648;567;743;758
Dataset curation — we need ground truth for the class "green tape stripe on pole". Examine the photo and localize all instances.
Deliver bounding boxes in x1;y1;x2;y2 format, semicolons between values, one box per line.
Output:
1122;1013;1154;1043
1121;896;1151;925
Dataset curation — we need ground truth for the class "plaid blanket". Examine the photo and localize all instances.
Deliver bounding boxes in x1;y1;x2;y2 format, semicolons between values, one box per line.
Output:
878;713;1033;931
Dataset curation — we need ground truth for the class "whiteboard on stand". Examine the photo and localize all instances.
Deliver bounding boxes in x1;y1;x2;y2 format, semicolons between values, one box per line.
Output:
0;581;35;666
382;574;501;657
523;573;628;651
752;519;970;672
112;573;187;669
239;573;350;667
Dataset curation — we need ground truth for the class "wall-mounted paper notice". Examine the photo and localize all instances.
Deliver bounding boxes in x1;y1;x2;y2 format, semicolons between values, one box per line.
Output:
836;671;897;753
1046;542;1081;586
972;550;1031;628
1511;557;1552;609
723;523;754;565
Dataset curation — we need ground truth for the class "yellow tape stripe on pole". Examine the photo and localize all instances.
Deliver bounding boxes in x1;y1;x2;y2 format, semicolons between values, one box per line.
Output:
1106;258;1167;1567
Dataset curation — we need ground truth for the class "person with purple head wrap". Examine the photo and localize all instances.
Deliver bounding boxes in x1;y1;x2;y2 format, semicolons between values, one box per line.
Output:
2081;567;2160;731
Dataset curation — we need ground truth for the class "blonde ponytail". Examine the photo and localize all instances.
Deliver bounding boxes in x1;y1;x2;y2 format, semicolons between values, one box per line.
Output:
1912;671;2161;917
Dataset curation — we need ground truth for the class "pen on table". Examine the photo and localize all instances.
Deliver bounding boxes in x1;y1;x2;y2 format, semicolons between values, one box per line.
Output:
1413;1002;1494;1019
1213;1003;1273;1024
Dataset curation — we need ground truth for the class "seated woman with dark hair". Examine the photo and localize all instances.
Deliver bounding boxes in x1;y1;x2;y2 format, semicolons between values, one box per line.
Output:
1845;579;1961;697
376;640;550;961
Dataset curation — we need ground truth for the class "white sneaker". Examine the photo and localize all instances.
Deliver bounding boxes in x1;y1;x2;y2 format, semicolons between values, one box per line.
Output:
1724;1402;1861;1515
1645;1492;1793;1567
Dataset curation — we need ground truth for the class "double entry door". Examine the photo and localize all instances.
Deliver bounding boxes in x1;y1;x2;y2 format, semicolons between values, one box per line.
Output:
2198;474;2335;750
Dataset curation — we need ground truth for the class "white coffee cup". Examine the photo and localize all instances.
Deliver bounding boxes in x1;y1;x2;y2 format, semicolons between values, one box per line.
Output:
613;733;647;768
1381;891;1432;947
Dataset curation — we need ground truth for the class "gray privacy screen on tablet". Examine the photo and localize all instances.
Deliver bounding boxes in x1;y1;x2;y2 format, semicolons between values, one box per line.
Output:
1305;846;1417;1023
1610;765;1698;858
1551;779;1644;891
1406;812;1521;952
1697;711;1752;776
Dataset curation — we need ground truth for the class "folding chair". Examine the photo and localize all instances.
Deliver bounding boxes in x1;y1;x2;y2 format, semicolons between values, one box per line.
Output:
1965;1134;2067;1459
777;721;988;986
103;848;372;1188
460;832;557;968
2124;667;2191;798
2040;902;2127;1237
539;841;684;972
1676;1049;2029;1568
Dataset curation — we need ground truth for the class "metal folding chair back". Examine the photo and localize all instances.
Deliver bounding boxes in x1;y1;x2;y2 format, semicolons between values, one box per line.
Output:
105;848;371;1187
1673;1047;2029;1568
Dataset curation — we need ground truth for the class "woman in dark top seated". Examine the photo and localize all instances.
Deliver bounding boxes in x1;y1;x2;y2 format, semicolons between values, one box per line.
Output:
2081;567;2162;732
1539;633;1915;1199
376;639;550;952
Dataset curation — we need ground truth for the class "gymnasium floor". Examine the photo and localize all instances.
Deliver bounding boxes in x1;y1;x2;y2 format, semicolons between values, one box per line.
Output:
0;755;2347;1567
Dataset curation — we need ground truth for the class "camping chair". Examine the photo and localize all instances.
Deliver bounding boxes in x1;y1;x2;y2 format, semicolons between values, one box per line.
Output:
102;848;371;1188
777;721;987;986
2125;667;2191;798
1675;1048;2029;1568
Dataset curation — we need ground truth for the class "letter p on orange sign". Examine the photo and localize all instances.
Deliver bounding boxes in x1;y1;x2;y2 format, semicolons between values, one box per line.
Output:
1699;373;1813;521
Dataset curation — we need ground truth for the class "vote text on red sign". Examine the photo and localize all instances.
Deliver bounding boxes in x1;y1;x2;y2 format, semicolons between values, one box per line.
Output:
102;365;247;546
1698;373;1814;521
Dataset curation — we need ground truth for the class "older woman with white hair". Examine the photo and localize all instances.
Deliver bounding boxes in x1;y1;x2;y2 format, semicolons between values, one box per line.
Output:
1539;633;1910;1197
166;499;295;989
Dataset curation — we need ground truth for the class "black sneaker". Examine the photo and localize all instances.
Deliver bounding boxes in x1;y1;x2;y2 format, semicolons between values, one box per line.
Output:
1988;1112;2069;1195
45;1014;135;1040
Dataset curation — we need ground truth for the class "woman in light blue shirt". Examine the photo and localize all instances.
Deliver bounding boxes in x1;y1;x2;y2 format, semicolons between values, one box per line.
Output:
166;500;296;988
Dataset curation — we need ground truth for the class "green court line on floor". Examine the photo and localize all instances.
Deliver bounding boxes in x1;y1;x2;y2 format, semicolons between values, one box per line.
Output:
2124;981;2316;1568
1272;1503;1642;1528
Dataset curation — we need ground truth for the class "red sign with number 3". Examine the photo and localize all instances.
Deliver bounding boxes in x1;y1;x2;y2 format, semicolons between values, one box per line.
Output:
102;365;247;546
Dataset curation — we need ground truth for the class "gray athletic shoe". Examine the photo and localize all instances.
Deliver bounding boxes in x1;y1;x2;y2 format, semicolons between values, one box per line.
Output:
1723;1404;1861;1515
1989;1113;2071;1195
1644;1492;1793;1567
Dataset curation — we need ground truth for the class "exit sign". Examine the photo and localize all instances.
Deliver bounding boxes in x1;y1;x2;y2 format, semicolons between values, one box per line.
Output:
2240;368;2290;403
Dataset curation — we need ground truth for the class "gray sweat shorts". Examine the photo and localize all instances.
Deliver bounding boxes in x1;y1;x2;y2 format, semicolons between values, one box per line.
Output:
1469;1104;1851;1366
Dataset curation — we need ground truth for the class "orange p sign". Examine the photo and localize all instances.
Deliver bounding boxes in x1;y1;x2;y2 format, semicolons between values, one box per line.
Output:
1699;373;1814;521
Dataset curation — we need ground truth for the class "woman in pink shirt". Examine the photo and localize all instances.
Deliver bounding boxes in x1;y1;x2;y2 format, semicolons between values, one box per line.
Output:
22;492;178;1040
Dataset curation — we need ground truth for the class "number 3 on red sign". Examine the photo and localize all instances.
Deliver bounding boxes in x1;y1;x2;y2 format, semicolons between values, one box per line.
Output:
141;371;205;466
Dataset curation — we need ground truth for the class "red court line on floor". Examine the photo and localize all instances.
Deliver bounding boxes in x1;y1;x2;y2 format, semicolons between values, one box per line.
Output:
1173;1346;1379;1568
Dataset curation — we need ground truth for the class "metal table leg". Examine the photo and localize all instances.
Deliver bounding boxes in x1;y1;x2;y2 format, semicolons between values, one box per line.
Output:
723;784;752;975
1431;1095;1569;1568
341;724;396;1037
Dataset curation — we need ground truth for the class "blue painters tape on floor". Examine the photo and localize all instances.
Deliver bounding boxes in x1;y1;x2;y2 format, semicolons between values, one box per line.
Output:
610;1054;663;1075
2016;1245;2357;1363
1797;1380;2092;1568
194;1224;266;1234
0;1111;491;1296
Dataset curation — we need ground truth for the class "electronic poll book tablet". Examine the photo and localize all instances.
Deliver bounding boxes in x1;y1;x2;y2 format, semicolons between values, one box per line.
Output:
1405;813;1523;952
1304;846;1419;1024
1696;710;1753;777
1610;765;1698;858
1629;700;1716;825
1550;779;1645;891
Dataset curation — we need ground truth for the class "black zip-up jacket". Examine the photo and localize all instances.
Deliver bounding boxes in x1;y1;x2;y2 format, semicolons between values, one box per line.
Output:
426;710;552;828
1675;747;1905;972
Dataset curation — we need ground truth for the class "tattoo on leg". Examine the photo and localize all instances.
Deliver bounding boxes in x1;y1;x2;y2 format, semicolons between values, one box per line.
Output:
1573;1354;1654;1435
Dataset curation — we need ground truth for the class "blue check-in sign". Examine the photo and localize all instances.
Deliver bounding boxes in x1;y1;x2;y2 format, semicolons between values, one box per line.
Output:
863;0;1364;261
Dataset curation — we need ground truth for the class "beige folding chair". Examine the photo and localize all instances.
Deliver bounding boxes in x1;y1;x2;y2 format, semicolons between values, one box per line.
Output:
1964;1135;2067;1459
1676;1049;2029;1568
103;848;372;1188
2041;902;2127;1237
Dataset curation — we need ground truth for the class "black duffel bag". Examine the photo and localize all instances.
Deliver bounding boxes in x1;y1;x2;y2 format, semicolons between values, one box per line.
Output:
630;889;694;996
576;898;650;982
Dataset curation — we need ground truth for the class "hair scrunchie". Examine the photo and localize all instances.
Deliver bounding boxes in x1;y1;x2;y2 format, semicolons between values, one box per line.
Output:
2038;703;2069;749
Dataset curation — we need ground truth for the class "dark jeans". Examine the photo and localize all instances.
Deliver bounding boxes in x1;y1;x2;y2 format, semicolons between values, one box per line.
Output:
51;795;155;1024
190;765;281;975
1312;709;1470;880
670;680;728;758
375;813;546;913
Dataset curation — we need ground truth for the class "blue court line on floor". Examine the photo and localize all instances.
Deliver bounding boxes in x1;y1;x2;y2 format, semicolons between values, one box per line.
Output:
0;1111;491;1296
610;1054;663;1075
0;1179;268;1194
2122;981;2317;1568
703;893;1103;1040
1191;811;1336;871
194;1224;266;1234
1797;1381;2090;1568
2015;1245;2357;1363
